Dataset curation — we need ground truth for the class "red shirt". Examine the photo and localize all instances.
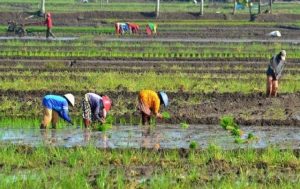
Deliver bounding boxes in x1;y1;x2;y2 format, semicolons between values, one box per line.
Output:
45;17;53;28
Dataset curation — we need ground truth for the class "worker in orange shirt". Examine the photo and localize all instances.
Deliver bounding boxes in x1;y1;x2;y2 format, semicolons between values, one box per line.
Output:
137;90;169;125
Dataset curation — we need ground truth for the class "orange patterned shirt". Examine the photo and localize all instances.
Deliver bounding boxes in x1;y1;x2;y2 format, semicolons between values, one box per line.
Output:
138;90;160;114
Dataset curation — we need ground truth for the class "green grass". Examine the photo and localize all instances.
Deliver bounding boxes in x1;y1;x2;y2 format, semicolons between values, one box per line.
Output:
2;71;300;93
0;39;299;60
0;144;298;188
0;1;300;14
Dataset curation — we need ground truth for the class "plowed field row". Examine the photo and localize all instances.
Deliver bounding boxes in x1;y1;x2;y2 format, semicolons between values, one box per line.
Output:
1;90;300;126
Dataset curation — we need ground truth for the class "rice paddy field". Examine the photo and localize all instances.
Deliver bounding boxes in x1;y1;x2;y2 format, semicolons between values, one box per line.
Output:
0;0;299;188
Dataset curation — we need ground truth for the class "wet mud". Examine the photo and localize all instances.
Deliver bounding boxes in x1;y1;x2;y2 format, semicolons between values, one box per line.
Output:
1;11;300;25
2;91;300;126
0;125;299;149
1;11;300;40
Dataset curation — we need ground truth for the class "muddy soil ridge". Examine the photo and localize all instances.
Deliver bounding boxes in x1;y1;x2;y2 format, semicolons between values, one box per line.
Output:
1;11;300;26
2;90;300;126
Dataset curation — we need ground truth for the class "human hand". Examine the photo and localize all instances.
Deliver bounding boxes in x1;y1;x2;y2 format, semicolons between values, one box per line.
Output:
157;113;163;119
100;118;106;124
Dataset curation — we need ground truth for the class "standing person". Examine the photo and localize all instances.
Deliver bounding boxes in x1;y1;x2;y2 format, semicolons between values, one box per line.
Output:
137;90;168;125
81;93;112;128
266;50;287;97
44;12;55;38
40;94;75;129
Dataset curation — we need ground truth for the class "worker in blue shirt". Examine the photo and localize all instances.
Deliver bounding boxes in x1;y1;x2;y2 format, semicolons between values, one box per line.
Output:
40;93;75;129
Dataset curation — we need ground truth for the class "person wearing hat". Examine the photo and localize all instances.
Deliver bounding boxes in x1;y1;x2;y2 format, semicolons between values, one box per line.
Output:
266;50;287;97
82;93;112;128
40;93;75;129
146;23;158;36
137;90;168;125
44;12;55;38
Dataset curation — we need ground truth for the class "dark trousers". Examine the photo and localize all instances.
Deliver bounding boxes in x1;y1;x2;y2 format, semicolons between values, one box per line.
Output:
46;28;55;38
142;112;151;125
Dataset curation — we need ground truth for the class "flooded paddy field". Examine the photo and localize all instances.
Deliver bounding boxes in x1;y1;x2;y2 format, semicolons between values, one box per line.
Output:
0;125;300;150
0;126;299;188
0;2;300;187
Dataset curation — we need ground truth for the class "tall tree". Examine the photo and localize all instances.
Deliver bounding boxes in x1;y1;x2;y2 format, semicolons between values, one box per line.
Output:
156;0;160;18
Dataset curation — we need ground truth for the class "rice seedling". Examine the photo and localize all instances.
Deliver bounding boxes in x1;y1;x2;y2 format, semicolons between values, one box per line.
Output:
161;111;171;119
180;122;189;129
189;141;198;149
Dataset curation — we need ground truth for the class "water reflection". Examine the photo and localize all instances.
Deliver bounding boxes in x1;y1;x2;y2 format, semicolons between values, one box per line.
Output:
40;129;57;145
141;126;161;150
0;125;299;149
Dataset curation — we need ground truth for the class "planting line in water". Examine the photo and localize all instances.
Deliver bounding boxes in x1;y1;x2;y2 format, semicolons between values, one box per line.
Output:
0;125;299;149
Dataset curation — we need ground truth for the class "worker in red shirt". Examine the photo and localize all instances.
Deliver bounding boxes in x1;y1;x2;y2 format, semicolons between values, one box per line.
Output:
45;12;55;38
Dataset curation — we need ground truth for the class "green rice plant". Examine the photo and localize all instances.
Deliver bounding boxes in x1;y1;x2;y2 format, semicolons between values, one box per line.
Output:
231;128;243;137
220;115;239;130
247;132;255;139
189;141;198;150
180;122;189;129
96;123;112;132
161;111;171;119
234;137;247;144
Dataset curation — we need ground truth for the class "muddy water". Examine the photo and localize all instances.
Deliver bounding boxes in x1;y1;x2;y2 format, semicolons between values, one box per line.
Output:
0;125;299;149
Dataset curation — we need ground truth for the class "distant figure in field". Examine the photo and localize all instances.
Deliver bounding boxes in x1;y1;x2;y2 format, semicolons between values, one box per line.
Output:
44;12;55;38
266;50;286;97
115;22;130;35
127;23;140;34
40;94;75;129
146;23;157;36
81;93;112;128
137;90;168;125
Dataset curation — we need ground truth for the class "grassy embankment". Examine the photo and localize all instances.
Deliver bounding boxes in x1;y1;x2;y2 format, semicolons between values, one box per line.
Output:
0;144;298;188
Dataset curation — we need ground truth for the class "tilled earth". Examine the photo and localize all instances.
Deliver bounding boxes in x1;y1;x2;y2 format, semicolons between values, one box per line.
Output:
2;90;300;126
1;11;300;39
1;58;300;126
1;11;300;126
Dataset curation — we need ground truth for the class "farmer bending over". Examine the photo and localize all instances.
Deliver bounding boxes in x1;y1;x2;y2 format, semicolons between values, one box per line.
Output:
266;50;286;97
138;90;168;125
82;93;112;128
45;12;55;38
128;23;139;34
146;23;157;36
40;94;75;129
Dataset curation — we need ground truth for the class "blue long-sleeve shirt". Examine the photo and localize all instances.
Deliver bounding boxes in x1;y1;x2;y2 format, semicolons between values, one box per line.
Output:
42;95;72;123
87;93;104;121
